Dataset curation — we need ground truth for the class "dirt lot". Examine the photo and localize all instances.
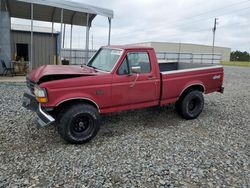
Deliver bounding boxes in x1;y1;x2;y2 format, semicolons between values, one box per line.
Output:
0;66;249;187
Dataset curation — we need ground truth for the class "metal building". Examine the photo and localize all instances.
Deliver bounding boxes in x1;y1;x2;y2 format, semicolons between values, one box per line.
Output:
130;42;231;61
11;24;59;68
0;0;113;72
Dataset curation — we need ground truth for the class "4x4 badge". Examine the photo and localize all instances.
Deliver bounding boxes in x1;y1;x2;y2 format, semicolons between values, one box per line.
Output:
213;75;221;80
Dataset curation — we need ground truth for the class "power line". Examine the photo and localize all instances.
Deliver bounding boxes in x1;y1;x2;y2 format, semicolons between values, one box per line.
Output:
218;22;249;29
173;5;250;28
151;0;249;29
184;0;249;19
93;5;250;39
90;1;250;46
93;1;250;30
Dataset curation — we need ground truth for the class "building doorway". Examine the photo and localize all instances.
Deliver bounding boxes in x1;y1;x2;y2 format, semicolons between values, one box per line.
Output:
16;43;29;61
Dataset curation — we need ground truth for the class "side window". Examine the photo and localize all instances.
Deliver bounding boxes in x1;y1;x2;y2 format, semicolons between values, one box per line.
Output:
118;58;129;75
127;52;151;73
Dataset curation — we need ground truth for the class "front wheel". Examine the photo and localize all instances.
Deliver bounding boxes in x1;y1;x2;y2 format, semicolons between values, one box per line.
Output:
176;90;204;120
57;104;100;144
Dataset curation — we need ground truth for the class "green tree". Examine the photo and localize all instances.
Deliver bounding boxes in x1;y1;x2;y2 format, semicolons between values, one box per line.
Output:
230;51;250;61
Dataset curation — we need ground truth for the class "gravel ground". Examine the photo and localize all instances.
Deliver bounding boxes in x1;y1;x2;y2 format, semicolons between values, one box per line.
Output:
0;66;249;187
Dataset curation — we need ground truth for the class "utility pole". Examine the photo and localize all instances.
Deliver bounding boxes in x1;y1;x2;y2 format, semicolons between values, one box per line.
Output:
212;18;218;64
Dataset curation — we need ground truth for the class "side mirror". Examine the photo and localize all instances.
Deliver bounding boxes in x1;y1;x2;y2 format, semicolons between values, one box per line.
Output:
131;66;141;74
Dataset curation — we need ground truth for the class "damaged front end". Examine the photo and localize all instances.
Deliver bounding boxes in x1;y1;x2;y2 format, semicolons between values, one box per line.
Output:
22;64;98;127
22;92;55;127
23;76;56;127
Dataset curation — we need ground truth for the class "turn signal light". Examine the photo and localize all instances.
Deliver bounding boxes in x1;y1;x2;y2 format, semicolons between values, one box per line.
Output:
36;97;48;103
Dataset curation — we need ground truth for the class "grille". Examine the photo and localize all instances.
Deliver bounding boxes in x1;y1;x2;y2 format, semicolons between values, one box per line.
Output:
26;78;36;94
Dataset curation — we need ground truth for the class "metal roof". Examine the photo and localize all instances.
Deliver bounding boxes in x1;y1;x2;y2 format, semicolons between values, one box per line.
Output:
7;0;114;26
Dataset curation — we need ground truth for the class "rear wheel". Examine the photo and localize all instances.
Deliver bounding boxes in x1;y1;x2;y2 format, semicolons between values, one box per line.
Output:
57;104;100;144
175;90;204;119
175;100;182;115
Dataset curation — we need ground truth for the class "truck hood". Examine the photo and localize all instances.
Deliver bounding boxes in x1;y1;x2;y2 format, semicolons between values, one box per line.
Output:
28;65;98;83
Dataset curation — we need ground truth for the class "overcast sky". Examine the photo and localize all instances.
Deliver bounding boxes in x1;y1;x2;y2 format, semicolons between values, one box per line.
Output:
12;0;250;52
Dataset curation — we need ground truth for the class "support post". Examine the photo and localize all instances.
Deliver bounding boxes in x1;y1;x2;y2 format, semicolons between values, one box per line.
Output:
70;24;73;63
50;7;56;65
30;3;33;70
59;8;63;65
85;13;90;64
70;12;76;64
51;22;54;64
63;24;66;48
108;17;111;45
91;34;93;50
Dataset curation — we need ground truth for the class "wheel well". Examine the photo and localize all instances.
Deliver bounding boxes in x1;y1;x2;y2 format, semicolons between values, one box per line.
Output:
52;99;99;117
178;84;205;100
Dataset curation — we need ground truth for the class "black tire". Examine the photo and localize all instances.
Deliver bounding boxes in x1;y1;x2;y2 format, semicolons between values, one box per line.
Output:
57;104;100;144
176;90;204;120
175;100;182;115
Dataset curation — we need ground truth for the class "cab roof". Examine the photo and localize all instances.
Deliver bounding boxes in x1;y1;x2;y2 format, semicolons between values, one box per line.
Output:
104;45;154;51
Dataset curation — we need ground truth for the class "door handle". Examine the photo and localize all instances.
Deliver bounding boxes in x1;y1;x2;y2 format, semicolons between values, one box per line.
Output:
130;74;139;88
147;76;155;80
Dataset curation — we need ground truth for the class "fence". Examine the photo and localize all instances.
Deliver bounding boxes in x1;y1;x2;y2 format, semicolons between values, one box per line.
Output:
156;52;222;64
61;49;222;65
61;49;97;65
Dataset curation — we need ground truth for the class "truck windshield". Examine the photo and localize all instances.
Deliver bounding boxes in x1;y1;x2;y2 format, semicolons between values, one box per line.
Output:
87;48;122;72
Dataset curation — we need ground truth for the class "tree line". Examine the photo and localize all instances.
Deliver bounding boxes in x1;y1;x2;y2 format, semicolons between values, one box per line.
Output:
230;51;250;61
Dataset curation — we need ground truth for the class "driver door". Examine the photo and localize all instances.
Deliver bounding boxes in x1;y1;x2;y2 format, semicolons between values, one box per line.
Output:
111;57;132;106
127;51;158;104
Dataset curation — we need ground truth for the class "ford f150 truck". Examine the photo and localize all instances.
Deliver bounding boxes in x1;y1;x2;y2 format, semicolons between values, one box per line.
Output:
22;46;224;144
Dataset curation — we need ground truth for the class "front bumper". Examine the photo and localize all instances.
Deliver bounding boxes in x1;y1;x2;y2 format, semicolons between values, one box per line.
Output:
22;92;55;127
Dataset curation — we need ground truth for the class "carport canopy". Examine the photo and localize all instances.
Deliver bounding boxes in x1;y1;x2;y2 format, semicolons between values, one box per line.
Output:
4;0;114;68
7;0;113;26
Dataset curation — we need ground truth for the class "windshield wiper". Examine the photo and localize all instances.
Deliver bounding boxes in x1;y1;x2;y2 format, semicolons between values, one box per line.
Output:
87;64;98;72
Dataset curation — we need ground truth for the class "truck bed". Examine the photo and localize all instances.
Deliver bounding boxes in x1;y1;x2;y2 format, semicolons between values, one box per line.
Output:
158;60;224;105
158;60;215;72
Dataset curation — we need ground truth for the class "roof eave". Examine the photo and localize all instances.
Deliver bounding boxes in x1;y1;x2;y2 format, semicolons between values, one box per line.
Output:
16;0;114;18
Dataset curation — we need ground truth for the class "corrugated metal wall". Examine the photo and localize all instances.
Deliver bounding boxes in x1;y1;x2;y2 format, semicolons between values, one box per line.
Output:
0;11;11;72
11;31;57;68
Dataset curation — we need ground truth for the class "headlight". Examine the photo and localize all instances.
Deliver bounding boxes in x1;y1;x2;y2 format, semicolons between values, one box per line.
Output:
34;85;48;103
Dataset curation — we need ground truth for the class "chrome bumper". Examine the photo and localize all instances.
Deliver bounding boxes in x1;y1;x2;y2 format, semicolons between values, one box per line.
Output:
22;92;55;127
37;103;55;127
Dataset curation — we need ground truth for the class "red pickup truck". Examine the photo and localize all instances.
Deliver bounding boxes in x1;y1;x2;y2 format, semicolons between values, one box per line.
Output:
22;46;224;144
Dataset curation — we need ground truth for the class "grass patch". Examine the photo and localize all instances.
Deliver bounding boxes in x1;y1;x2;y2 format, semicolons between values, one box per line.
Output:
221;61;250;67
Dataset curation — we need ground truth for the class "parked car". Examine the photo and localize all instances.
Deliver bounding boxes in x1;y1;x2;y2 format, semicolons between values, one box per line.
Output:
22;46;224;144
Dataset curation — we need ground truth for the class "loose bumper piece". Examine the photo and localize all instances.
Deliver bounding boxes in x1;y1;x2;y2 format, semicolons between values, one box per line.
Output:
22;92;55;127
